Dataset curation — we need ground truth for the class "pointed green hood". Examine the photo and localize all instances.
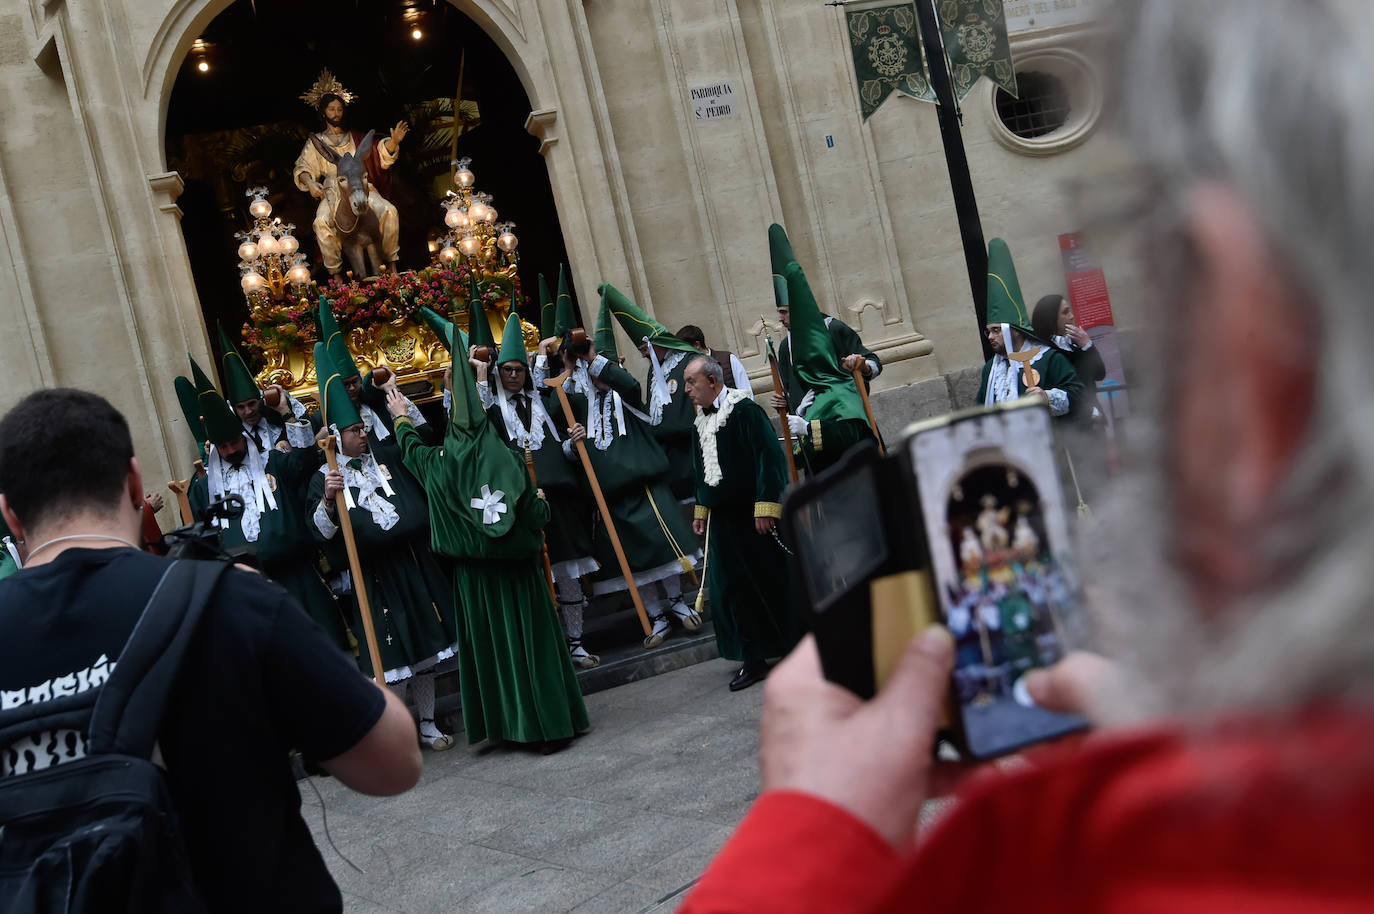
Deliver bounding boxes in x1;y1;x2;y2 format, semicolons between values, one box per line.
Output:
417;306;468;355
188;354;242;446
986;238;1033;337
554;264;578;337
174;375;208;460
467;274;497;351
497;313;527;366
318;296;362;380
769;223;797;279
769;224;801;311
783;262;867;426
538;273;556;340
597;282;696;354
218;323;261;405
314;342;363;431
428;306;531;540
594;287;621;360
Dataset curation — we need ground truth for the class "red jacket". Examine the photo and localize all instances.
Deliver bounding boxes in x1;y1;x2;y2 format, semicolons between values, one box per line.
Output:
682;714;1374;913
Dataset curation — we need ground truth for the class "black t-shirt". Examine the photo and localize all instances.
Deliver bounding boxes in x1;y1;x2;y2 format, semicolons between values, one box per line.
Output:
0;548;385;913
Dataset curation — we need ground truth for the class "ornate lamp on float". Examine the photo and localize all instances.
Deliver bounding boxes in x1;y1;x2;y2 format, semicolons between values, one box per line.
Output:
437;157;519;273
236;187;310;303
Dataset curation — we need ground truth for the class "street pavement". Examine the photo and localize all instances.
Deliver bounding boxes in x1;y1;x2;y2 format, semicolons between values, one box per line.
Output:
302;656;762;913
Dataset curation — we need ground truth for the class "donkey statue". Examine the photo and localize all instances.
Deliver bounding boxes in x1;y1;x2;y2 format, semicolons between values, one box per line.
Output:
308;129;391;278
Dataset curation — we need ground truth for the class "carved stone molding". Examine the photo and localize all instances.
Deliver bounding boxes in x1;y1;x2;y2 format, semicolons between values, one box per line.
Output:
147;171;186;219
524;107;559;156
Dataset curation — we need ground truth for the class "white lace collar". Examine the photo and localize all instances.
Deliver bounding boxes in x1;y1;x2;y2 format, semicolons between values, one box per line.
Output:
497;384;559;451
206;437;278;542
693;388;750;487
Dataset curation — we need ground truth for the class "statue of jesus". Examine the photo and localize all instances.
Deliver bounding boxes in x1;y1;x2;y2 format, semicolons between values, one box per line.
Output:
293;70;408;275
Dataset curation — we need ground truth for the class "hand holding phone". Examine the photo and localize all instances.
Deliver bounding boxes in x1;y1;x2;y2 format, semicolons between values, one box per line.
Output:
759;632;954;848
782;400;1092;760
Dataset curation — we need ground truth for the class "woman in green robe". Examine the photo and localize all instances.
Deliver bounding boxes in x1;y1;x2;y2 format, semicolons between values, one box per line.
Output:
391;333;588;748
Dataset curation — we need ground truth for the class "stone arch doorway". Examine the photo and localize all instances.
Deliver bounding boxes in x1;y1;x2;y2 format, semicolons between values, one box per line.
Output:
162;0;573;351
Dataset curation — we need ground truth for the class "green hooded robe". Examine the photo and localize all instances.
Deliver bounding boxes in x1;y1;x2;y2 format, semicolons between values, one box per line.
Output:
395;316;588;745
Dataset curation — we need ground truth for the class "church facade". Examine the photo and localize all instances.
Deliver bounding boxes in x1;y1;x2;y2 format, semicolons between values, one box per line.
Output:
0;0;1127;514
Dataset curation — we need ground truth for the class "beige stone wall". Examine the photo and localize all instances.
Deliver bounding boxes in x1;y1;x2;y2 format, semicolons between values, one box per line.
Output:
0;0;1133;522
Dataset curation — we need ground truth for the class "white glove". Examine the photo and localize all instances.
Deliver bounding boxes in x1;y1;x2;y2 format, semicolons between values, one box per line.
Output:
786;414;809;437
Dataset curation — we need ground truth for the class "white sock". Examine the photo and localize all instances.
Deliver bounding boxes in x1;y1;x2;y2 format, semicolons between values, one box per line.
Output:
662;576;683;602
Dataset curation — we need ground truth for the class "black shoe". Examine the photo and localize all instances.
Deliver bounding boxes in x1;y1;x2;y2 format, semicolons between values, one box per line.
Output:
729;662;769;692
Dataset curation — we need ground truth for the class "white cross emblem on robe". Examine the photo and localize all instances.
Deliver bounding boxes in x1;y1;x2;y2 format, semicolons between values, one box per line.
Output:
470;484;508;525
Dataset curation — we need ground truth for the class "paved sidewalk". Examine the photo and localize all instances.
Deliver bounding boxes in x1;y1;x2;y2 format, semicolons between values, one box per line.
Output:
302;657;762;913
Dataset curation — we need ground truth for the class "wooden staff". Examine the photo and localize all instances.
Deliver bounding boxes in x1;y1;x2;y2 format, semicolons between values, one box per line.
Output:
166;460;205;526
762;331;799;483
168;480;193;525
322;435;388;684
850;365;886;456
524;443;558;603
543;368;652;637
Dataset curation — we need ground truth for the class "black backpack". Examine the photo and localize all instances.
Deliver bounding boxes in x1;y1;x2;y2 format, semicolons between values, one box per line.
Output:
0;559;228;912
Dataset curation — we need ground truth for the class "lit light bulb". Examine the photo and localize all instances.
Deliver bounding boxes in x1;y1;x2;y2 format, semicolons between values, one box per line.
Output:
482;205;497;223
287;264;311;286
278;234;298;255
197;60;209;73
248;196;272;218
455;167;475;188
497;231;518;252
459;235;480;255
439;246;459;264
412;28;423;40
241;271;265;293
238;241;258;261
444;207;462;229
256;232;279;255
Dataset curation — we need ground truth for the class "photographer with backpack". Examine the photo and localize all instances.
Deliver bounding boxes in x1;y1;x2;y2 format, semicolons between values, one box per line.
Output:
0;389;422;912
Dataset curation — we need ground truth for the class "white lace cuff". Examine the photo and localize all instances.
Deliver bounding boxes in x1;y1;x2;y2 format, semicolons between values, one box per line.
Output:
478;384;496;411
1046;389;1070;417
285;420;315;449
866;358;881;378
312;501;339;539
588;355;609;378
442;389;452;413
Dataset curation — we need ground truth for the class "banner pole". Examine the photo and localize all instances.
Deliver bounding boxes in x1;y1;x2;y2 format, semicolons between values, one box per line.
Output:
911;0;994;360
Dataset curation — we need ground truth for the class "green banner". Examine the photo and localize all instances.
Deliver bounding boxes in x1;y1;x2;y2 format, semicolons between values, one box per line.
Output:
846;2;936;120
938;0;1017;101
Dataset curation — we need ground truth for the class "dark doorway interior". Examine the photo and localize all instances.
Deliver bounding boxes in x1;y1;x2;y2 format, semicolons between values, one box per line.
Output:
165;0;573;355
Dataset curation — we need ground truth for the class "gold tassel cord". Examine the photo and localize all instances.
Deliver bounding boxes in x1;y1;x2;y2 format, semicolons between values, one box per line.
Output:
643;485;699;586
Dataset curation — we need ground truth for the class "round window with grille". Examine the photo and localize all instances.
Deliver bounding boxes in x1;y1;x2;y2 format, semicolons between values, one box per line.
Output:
995;71;1071;139
986;48;1101;156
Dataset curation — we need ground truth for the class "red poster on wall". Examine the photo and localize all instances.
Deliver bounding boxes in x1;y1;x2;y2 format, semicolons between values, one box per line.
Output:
1059;232;1129;419
1059;233;1114;329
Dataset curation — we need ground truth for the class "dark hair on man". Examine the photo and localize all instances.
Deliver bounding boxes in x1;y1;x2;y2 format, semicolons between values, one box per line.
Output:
1030;294;1067;345
0;389;134;529
688;354;725;386
676;325;707;349
317;92;346;124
